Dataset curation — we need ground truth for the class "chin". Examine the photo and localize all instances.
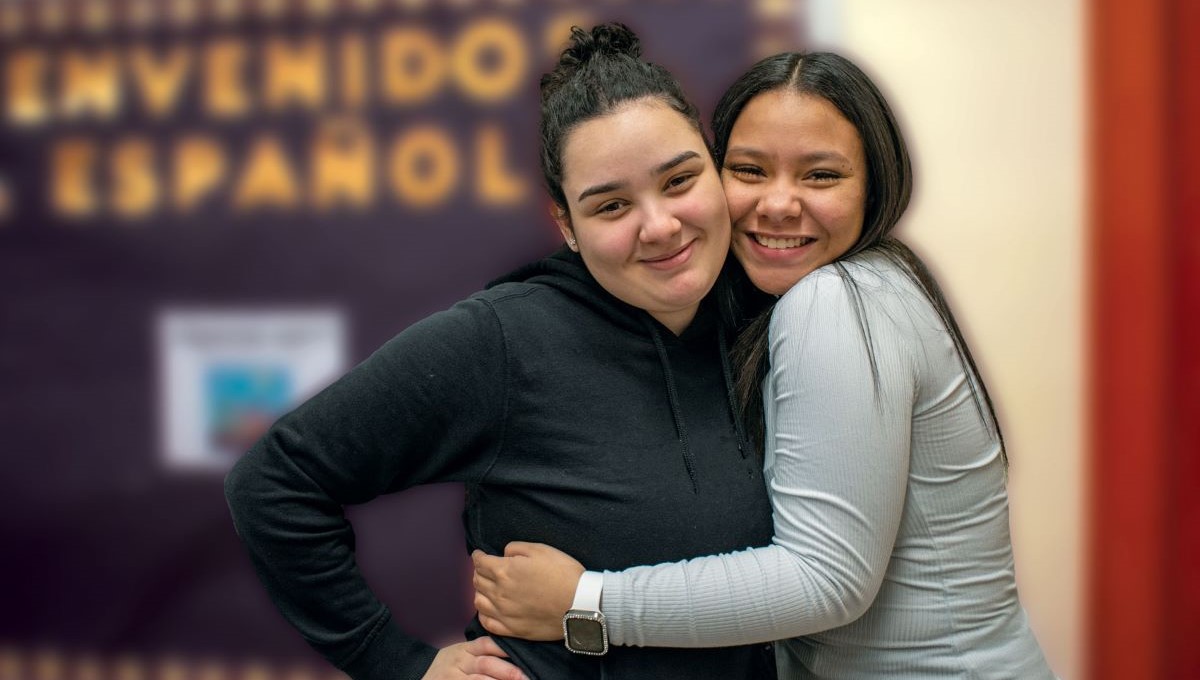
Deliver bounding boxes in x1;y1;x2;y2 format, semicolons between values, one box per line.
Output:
748;270;801;297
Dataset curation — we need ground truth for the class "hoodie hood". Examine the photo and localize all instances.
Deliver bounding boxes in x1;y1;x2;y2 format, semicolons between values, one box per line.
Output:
489;246;751;492
489;245;656;338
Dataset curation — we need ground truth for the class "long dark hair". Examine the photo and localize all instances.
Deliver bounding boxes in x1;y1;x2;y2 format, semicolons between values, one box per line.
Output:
539;23;705;215
723;52;1006;464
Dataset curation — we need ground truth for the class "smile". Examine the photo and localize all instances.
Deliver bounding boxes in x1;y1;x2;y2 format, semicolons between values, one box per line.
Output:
752;234;814;249
641;241;695;270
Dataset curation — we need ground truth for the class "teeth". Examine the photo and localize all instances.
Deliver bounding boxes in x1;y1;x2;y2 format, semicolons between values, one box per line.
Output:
753;235;812;249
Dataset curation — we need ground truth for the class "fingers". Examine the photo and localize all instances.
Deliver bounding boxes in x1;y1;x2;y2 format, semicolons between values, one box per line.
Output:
477;612;514;637
473;565;496;594
464;636;508;657
473;570;503;618
503;541;537;557
462;638;527;680
474;654;528;680
472;550;504;581
473;589;496;618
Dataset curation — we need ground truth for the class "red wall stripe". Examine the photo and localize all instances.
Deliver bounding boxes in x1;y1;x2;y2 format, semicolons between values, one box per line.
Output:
1167;0;1200;674
1088;0;1170;677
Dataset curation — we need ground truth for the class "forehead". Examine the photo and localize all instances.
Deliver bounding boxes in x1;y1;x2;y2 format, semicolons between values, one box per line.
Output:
560;99;706;190
730;90;862;158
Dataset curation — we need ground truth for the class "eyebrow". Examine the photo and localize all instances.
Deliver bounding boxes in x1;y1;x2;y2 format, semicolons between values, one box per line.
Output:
725;147;851;165
576;150;703;202
652;150;702;175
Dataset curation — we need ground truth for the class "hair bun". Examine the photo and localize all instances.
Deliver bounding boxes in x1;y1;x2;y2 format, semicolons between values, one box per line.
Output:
561;23;642;68
542;22;641;95
570;22;641;60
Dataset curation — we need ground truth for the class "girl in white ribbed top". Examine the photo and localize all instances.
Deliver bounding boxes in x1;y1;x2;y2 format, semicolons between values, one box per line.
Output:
472;51;1054;679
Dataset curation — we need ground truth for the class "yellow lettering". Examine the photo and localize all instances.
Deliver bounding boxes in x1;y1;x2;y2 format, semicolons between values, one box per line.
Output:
339;33;369;109
205;39;250;118
51;138;99;217
389;125;458;209
174;135;226;211
452;18;526;103
380;27;446;105
312;117;375;210
6;50;49;125
111;137;159;219
475;125;526;206
234;135;299;210
264;34;326;111
59;49;121;120
128;45;193;118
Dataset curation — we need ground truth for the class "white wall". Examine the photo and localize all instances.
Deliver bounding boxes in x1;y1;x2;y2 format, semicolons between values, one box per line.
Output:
811;1;1086;677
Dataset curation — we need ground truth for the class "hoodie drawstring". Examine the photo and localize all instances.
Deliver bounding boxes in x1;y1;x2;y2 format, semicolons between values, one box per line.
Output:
646;319;699;494
717;326;750;459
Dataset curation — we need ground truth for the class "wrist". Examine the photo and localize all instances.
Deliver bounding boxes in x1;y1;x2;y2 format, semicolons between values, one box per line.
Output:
572;570;604;611
562;570;607;655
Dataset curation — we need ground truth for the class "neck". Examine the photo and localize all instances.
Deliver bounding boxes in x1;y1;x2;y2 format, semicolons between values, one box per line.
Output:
649;306;699;336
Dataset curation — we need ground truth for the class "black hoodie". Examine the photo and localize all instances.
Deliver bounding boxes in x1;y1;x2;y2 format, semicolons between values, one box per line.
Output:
225;249;776;679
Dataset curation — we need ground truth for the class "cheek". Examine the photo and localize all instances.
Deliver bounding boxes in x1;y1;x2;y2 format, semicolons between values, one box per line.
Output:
679;186;732;233
812;195;864;243
721;184;758;228
843;185;868;241
841;202;867;244
575;222;629;266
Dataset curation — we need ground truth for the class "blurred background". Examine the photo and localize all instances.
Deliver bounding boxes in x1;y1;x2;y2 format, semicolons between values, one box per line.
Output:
1;1;1195;679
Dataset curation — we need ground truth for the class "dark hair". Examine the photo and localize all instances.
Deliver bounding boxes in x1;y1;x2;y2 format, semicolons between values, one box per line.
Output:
723;52;1006;465
539;23;705;215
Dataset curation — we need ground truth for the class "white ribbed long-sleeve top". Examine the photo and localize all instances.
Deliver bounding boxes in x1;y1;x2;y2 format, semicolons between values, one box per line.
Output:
599;251;1054;679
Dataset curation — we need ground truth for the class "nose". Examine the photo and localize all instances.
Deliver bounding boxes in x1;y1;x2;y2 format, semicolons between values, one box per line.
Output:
639;200;683;243
756;181;801;223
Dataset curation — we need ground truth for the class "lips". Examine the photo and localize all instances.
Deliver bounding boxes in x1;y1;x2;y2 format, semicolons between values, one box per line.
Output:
641;240;695;270
751;233;814;249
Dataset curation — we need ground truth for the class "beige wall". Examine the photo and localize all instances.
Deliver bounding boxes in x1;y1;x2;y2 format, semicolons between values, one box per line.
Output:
811;1;1086;677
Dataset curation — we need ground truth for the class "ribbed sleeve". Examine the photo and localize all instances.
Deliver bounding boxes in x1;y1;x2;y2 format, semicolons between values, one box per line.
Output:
603;261;914;647
600;252;1055;678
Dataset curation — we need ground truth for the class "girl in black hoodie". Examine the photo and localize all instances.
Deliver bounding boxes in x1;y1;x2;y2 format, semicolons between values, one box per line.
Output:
224;23;776;680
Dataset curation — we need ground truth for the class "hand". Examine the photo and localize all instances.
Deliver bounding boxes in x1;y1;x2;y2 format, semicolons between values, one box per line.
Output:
421;637;528;680
472;541;586;641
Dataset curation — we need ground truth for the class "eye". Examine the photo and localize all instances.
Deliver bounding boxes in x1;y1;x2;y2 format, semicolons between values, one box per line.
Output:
725;164;765;180
594;199;629;217
807;170;842;183
664;172;696;192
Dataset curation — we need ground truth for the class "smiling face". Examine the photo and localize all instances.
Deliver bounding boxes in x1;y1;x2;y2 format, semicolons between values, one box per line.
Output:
723;89;867;295
557;98;731;334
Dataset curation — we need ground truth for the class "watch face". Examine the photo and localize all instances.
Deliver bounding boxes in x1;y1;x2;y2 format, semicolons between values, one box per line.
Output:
563;611;608;655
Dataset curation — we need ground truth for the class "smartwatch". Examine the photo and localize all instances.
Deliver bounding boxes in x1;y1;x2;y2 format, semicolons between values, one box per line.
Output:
562;570;608;656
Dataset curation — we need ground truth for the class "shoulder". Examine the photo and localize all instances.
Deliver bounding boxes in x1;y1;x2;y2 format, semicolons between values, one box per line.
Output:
471;279;591;318
371;290;523;366
785;250;927;308
770;250;932;347
416;281;565;333
472;280;549;306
